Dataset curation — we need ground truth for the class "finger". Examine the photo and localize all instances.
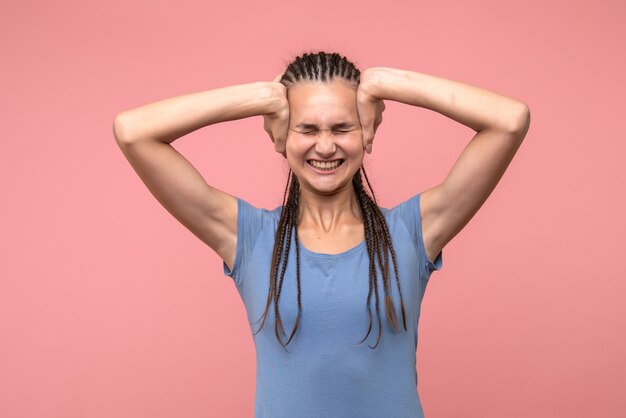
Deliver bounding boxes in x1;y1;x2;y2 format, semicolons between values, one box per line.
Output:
373;114;383;133
271;110;289;154
358;112;375;153
364;137;374;154
372;100;385;134
356;104;372;146
275;126;288;154
263;117;276;143
274;134;286;155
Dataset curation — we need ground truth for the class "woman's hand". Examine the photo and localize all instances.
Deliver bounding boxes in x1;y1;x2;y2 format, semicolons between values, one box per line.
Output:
357;68;386;154
263;74;290;158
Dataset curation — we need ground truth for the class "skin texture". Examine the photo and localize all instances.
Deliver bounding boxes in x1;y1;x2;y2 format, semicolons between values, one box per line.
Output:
285;79;364;198
113;54;530;353
262;75;385;254
359;67;530;263
284;80;367;251
256;61;403;350
113;63;530;278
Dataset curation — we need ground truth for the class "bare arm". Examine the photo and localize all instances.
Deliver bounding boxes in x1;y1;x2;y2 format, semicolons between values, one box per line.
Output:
359;67;530;263
112;81;288;271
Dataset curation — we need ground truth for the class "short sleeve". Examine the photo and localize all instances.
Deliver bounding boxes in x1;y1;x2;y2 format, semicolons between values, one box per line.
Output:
393;193;443;275
222;197;266;286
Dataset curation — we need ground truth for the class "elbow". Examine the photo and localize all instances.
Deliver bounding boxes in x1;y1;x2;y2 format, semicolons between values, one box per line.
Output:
112;112;128;145
506;102;531;137
112;112;137;146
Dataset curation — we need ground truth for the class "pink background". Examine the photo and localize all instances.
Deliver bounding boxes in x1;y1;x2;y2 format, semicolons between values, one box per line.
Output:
2;0;625;417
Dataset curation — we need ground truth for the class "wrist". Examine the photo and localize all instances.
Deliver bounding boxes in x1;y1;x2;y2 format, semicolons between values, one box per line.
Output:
263;81;288;115
360;67;390;100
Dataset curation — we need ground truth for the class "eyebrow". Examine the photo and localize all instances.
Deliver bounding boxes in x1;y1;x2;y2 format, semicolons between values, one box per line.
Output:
295;122;356;130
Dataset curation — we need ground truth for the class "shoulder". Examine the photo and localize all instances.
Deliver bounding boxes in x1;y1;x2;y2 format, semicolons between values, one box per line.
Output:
223;198;281;281
236;197;282;223
375;195;419;244
386;192;444;271
385;193;421;223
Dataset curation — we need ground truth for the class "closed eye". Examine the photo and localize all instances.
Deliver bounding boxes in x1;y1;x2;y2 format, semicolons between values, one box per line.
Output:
301;130;354;135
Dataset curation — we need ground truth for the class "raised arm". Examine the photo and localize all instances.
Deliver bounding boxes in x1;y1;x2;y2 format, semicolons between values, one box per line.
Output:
112;80;288;271
357;67;530;263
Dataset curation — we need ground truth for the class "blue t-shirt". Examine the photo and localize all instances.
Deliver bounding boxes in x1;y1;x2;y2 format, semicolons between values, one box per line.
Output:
223;192;443;418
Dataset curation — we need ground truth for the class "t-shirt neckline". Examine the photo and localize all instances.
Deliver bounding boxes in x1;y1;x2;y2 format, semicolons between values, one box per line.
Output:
271;205;369;259
299;239;366;259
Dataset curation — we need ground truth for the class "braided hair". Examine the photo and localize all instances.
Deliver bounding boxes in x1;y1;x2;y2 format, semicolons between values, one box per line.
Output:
253;51;407;351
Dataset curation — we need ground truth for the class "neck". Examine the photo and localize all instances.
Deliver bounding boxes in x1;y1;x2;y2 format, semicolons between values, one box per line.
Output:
297;182;362;233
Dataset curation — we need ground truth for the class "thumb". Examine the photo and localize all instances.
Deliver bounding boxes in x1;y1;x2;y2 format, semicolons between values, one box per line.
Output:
362;127;374;154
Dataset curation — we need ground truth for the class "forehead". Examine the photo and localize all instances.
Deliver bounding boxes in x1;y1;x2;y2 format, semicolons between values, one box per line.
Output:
287;79;358;121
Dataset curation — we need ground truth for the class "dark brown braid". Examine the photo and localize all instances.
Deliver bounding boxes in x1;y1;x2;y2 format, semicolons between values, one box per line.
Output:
253;51;407;351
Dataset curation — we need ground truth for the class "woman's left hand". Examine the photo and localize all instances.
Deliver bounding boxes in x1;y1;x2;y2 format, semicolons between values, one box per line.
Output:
357;68;386;154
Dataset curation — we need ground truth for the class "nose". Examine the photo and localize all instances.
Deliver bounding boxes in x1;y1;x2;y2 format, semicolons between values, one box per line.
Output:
314;130;337;156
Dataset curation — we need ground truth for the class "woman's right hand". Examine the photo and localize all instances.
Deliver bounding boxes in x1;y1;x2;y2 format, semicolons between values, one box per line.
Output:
263;74;290;158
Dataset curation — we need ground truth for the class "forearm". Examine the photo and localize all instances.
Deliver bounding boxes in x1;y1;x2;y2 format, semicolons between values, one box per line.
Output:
366;67;529;133
113;81;278;144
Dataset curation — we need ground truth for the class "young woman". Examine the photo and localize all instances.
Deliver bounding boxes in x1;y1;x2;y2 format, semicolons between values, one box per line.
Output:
113;51;530;418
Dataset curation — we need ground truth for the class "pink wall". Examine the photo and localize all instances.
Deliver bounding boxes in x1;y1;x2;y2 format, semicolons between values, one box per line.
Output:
1;1;625;417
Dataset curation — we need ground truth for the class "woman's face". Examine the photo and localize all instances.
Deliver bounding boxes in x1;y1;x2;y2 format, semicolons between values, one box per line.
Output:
285;78;364;196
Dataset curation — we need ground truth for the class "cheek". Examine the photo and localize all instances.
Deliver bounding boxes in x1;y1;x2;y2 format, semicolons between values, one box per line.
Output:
285;134;314;155
339;134;365;153
284;138;307;166
284;133;298;155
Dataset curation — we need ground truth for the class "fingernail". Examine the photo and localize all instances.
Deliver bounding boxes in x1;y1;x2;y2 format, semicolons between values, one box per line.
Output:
366;144;373;154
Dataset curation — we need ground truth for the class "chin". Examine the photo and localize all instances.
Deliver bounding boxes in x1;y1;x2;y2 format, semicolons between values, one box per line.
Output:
304;176;357;194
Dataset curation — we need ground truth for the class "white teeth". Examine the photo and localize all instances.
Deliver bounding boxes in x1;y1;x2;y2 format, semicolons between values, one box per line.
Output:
308;160;342;170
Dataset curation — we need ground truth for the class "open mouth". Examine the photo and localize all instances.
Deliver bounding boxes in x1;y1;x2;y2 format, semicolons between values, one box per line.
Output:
307;159;345;171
